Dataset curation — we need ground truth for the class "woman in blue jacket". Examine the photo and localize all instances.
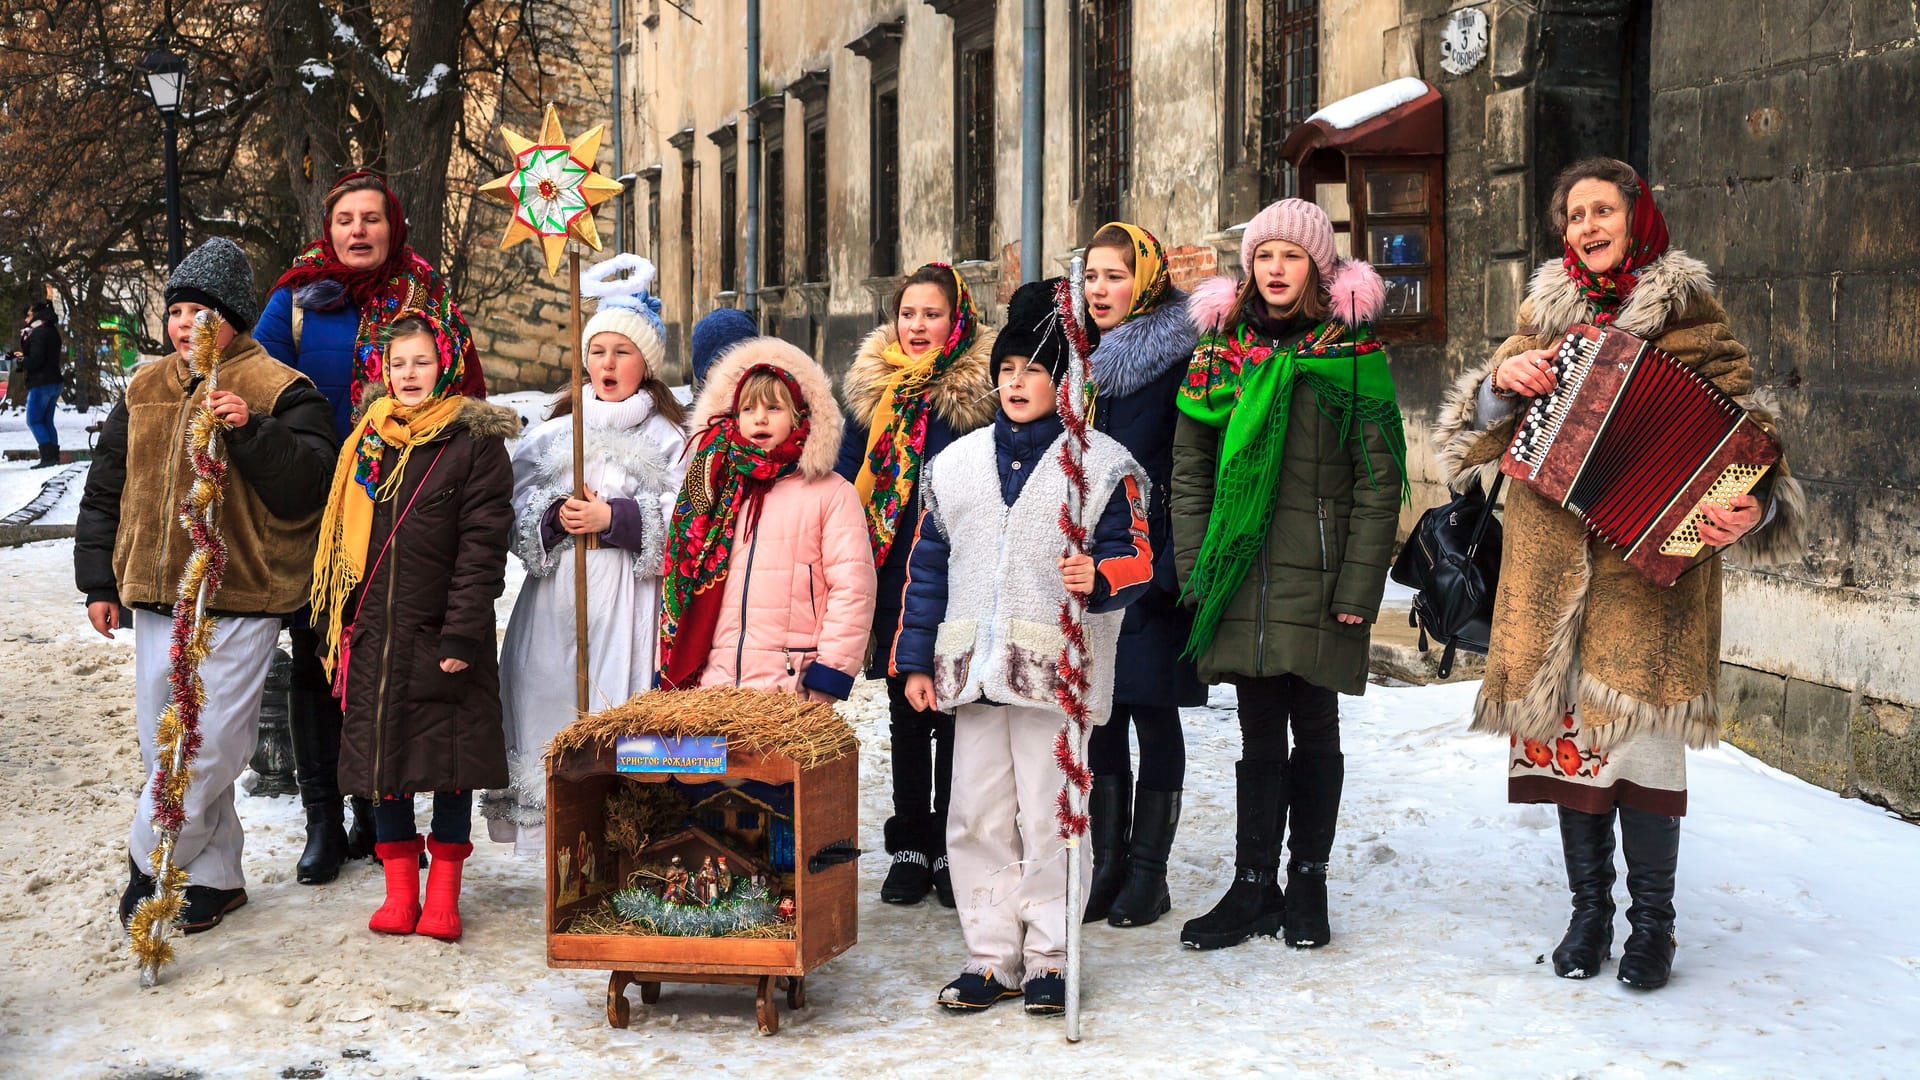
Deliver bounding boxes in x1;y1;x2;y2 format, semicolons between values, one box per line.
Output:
254;171;487;885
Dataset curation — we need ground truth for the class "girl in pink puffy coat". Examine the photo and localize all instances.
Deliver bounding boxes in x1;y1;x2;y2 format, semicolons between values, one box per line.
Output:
657;337;877;701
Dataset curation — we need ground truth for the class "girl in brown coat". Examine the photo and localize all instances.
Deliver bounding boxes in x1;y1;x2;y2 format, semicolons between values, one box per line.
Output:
1434;159;1806;990
310;314;518;941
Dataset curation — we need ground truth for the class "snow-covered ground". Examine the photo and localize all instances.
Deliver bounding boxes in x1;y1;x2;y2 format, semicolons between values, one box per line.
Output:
0;532;1914;1078
0;401;108;527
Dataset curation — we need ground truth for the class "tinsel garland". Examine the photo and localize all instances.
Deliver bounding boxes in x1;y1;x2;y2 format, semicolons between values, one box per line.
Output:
1050;264;1095;841
127;310;231;985
608;878;781;937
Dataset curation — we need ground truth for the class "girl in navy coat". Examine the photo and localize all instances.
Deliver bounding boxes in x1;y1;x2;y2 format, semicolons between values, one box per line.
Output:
1076;223;1208;928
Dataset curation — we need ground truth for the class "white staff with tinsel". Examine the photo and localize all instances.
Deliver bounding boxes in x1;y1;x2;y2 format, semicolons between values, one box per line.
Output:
126;309;232;987
1049;259;1097;1041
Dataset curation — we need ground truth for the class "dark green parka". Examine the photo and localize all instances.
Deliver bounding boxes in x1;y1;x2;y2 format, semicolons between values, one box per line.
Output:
1170;306;1403;695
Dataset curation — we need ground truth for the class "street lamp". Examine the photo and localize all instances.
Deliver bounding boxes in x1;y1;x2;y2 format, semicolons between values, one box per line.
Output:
141;45;187;270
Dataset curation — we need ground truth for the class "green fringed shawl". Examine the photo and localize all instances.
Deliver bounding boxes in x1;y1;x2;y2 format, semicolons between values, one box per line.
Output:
1176;319;1409;659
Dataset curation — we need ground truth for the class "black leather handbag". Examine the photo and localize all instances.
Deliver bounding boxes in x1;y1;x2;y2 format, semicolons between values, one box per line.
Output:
1389;472;1505;678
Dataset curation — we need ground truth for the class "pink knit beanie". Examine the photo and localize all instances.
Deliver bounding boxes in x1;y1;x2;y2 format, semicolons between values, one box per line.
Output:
1241;198;1338;281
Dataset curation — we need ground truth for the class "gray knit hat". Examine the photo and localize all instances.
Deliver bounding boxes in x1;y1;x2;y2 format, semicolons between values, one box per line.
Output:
165;237;259;331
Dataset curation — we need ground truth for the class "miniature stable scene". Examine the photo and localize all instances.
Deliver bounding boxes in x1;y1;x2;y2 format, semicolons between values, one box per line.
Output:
543;686;859;1034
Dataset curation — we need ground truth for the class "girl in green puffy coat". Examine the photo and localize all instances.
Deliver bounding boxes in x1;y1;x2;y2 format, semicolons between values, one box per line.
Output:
1171;198;1406;952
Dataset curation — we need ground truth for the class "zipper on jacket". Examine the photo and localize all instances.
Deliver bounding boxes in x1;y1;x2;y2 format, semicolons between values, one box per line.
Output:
1317;498;1330;571
371;498;399;794
732;532;761;686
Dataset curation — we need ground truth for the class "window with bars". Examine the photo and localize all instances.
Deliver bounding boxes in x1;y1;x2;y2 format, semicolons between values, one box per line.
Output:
804;120;828;282
763;137;785;288
872;86;901;277
952;5;996;261
1080;0;1132;225
1260;0;1318;202
718;161;737;293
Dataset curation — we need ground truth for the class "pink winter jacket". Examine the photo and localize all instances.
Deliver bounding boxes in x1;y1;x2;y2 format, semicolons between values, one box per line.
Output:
685;338;878;699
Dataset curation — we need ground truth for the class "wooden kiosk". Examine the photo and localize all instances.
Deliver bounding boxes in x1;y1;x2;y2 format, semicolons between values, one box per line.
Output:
543;689;859;1034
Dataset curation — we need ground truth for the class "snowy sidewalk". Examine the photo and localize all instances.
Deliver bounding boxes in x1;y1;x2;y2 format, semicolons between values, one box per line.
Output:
0;535;1912;1078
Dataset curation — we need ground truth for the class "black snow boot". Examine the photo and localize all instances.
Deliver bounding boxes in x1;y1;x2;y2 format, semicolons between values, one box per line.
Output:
31;442;59;468
1552;806;1618;978
880;815;934;904
290;686;351;883
1283;750;1344;949
119;854;155;927
1616;806;1680;990
1081;772;1132;923
930;811;954;908
1108;786;1180;927
1180;760;1287;950
346;795;378;862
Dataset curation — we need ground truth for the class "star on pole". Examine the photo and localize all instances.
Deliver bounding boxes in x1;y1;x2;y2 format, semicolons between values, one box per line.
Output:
478;103;625;275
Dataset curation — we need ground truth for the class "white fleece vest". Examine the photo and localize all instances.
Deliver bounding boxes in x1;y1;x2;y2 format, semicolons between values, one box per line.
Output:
920;426;1148;721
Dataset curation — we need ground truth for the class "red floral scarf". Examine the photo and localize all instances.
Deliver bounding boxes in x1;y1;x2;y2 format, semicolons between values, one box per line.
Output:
657;366;812;690
273;171;487;405
1561;172;1671;325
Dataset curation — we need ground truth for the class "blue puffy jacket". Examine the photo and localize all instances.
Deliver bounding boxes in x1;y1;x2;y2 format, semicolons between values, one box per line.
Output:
255;285;366;440
1086;291;1208;708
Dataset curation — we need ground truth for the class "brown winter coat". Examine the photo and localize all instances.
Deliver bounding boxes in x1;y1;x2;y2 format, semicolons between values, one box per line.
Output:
337;392;520;799
1432;250;1807;751
108;336;332;613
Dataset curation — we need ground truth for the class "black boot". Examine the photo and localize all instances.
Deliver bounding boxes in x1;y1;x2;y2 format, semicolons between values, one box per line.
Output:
1081;773;1132;923
118;854;155;927
297;801;349;884
1616;806;1680;990
1283;751;1344;948
880;815;934;904
31;442;59;468
1108;786;1180;928
346;796;378;861
1180;760;1286;950
1552;806;1618;978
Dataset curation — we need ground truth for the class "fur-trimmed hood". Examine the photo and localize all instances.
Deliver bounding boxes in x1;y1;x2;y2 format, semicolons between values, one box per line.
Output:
352;382;523;441
1187;259;1387;335
687;337;844;480
1087;287;1197;398
840;322;999;431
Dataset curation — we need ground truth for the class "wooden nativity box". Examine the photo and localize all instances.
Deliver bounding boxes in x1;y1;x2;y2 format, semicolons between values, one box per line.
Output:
543;689;859;1034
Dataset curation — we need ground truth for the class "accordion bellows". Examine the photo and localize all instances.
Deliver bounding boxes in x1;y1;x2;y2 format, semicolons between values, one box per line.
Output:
1501;323;1781;587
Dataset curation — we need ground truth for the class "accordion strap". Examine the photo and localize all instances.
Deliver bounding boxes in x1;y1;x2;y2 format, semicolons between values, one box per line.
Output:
1467;470;1506;557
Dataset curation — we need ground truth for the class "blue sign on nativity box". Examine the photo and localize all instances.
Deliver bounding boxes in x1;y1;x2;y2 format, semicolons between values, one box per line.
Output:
615;734;729;774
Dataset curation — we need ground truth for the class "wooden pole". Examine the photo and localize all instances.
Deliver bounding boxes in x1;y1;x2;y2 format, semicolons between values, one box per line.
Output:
570;247;590;718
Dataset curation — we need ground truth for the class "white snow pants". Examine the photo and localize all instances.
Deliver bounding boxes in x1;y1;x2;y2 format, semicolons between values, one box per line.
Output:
130;609;279;890
946;702;1090;986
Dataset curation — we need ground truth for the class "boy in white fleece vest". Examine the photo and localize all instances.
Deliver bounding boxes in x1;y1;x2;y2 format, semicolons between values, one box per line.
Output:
893;279;1153;1016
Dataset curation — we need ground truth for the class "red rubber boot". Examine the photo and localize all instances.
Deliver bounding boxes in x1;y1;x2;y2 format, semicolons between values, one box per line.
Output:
416;837;473;942
368;835;425;935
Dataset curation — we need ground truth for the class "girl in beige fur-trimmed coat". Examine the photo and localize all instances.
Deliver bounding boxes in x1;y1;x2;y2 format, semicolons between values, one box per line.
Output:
1435;159;1806;992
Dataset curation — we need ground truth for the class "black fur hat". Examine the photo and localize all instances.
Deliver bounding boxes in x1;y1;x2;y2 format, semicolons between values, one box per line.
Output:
990;277;1071;385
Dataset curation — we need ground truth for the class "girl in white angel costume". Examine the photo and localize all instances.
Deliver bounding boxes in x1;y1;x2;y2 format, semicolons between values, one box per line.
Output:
483;255;691;856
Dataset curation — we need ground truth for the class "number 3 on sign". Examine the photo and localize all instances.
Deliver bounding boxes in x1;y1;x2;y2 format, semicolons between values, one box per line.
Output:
1440;7;1489;76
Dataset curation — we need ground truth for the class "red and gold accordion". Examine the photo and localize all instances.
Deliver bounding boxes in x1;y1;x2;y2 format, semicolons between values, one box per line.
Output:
1500;323;1779;586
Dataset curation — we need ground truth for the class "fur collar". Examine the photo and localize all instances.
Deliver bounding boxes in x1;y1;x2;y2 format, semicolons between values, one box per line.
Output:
522;411;679;495
686;337;843;480
352;383;523;441
840;323;999;432
1088;288;1197;398
1522;248;1716;340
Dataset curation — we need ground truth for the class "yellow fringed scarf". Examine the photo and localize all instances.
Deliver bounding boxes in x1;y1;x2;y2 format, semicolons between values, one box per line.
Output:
309;392;467;674
852;338;938;506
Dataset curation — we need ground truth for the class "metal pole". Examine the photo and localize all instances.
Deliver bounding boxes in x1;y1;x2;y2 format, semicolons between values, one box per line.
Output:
1020;0;1045;284
743;0;760;316
610;0;624;252
164;111;182;270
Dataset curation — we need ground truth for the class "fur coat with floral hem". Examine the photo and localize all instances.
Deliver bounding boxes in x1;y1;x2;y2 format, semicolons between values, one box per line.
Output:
1431;249;1808;752
834;322;998;677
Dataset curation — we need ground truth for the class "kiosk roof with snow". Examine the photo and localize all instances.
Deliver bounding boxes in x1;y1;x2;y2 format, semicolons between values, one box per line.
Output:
1281;77;1443;165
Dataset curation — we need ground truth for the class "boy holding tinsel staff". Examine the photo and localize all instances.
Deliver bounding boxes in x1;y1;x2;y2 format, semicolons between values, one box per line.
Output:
75;239;337;965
